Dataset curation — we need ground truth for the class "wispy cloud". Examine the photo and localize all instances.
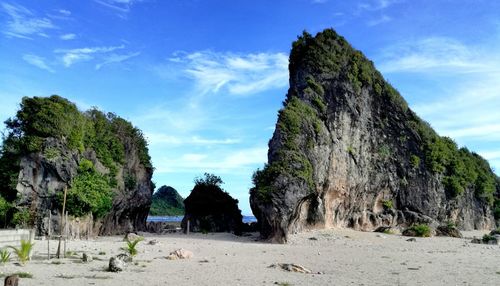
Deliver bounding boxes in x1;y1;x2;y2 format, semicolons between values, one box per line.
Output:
359;0;402;11
146;133;240;146
54;45;125;67
378;37;490;73
58;9;71;16
59;33;76;40
167;51;288;96
94;0;142;17
22;54;55;73
1;2;57;39
95;51;140;70
154;147;267;174
367;15;391;26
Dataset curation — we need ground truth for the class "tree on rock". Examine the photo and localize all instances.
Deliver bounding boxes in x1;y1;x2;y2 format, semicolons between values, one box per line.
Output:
181;173;243;235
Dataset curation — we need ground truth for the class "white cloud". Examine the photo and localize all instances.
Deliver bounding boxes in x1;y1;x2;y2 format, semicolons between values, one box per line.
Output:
367;15;391;26
94;0;142;17
58;9;71;16
54;45;125;67
168;51;289;96
154;147;267;174
95;51;140;70
359;0;402;11
480;151;500;161
1;2;57;39
146;133;240;146
59;33;76;40
378;37;491;73
22;54;54;73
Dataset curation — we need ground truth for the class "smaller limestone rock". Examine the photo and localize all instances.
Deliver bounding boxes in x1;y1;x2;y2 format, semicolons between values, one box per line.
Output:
166;248;193;260
109;256;127;272
148;239;159;245
435;225;462;238
470;237;482;244
116;253;133;263
82;252;93;263
4;275;19;286
124;233;142;241
269;263;312;274
374;226;394;233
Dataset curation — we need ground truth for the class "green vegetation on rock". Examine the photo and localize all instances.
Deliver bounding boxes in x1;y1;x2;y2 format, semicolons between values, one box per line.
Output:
149;186;185;216
57;160;113;218
409;115;498;203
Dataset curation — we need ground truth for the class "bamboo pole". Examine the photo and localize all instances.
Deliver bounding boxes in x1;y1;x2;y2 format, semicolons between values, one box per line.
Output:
56;186;67;258
47;211;51;260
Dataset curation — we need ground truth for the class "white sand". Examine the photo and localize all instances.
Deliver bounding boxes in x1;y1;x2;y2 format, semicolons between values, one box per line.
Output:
1;229;498;286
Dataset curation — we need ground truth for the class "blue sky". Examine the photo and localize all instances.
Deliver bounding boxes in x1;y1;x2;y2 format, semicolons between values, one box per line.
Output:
1;0;499;215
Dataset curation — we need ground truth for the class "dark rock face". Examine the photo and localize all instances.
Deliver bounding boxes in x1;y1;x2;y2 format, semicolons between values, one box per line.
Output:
99;133;153;235
250;29;499;243
16;136;153;235
181;180;243;234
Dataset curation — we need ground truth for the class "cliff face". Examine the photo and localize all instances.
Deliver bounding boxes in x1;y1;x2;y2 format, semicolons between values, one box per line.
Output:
2;96;153;235
150;186;185;216
250;29;499;242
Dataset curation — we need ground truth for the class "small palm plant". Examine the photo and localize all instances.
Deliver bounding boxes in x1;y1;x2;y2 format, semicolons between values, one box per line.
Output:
8;239;34;265
0;248;10;265
124;237;144;257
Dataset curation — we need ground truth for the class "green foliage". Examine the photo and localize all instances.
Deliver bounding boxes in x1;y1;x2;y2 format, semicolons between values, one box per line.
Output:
408;113;499;204
493;199;500;220
347;145;355;156
306;76;325;96
43;147;60;160
59;160;113;218
405;224;431;237
410;155;420;169
124;237;144;257
0;249;10;264
4;95;85;152
149;186;184;216
8;239;34;265
482;234;496;243
378;145;391;160
124;173;137;190
12;208;31;228
0;196;11;224
0;272;33;278
194;173;224;188
382;200;393;210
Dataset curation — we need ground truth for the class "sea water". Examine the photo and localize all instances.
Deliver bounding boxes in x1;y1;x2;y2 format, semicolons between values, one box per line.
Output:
147;215;257;223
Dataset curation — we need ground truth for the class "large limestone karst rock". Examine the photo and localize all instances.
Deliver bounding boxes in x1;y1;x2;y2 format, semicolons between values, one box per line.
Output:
249;29;499;242
1;95;153;235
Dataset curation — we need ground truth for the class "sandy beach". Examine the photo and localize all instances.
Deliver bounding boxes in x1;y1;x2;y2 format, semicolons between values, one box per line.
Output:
0;228;498;286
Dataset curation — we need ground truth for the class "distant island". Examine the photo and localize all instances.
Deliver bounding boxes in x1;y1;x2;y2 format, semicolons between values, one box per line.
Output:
149;186;185;216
